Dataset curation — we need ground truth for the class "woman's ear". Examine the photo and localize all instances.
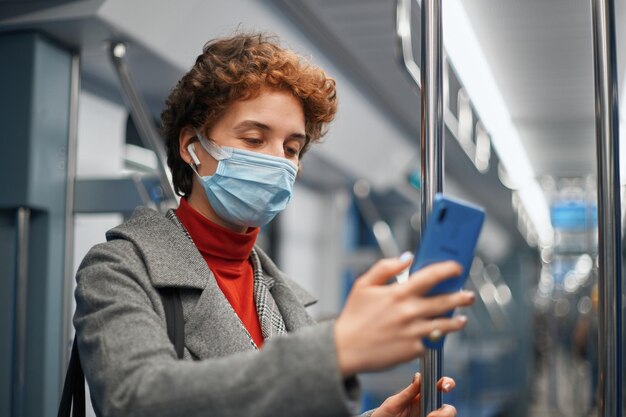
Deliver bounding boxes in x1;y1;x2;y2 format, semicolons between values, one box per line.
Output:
179;126;197;165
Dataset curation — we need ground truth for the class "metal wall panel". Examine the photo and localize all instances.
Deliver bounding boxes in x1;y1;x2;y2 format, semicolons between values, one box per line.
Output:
0;32;72;417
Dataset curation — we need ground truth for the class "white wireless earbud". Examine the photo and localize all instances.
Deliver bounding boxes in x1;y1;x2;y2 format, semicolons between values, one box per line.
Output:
188;143;201;166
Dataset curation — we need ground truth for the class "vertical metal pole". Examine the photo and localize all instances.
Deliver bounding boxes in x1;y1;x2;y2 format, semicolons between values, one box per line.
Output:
420;0;444;415
61;53;80;388
12;207;30;417
590;0;623;416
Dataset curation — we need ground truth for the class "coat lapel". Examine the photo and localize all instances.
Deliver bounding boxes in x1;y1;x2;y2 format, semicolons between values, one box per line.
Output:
183;269;256;359
253;247;318;331
270;281;316;331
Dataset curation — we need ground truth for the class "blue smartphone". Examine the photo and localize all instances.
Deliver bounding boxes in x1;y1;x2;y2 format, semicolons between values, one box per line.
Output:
409;194;485;349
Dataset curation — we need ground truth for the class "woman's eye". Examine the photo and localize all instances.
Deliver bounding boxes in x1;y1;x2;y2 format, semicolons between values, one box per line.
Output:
243;138;263;146
285;146;300;157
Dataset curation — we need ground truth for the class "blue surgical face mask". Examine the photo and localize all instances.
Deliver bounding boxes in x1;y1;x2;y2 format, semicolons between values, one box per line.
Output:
187;131;298;228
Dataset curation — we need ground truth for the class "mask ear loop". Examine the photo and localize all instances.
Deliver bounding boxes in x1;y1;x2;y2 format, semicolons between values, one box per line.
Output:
194;129;231;160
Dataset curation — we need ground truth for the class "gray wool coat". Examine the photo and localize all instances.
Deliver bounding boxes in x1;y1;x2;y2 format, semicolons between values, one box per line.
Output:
74;207;364;417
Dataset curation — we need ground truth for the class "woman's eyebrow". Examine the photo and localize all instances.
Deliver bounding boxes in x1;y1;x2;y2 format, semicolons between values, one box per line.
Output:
233;120;270;132
234;120;306;140
289;133;306;142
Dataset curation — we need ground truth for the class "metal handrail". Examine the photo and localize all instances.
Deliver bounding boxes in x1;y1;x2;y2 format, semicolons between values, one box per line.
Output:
12;207;30;417
352;179;401;258
590;0;623;415
109;42;177;204
396;0;421;89
396;0;444;413
469;267;512;331
61;53;80;389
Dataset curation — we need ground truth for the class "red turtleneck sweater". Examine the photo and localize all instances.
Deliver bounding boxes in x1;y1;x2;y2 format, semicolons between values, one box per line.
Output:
176;198;264;347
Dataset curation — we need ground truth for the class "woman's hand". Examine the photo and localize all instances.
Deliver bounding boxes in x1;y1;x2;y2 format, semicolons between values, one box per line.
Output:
334;255;474;376
371;374;457;417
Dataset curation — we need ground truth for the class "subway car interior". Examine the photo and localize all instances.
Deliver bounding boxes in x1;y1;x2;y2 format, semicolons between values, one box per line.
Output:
0;0;625;416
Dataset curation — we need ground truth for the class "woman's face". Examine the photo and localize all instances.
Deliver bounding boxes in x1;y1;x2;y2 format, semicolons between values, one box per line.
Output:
180;88;306;231
191;88;306;177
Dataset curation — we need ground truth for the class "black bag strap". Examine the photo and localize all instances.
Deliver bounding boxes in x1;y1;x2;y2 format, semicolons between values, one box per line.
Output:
57;338;85;417
159;287;185;359
57;288;184;417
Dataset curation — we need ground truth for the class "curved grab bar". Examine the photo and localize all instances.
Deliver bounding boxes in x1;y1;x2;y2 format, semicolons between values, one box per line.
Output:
109;42;177;204
352;179;401;259
396;0;421;89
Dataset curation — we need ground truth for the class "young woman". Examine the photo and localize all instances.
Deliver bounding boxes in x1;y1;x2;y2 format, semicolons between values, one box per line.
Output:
74;33;474;417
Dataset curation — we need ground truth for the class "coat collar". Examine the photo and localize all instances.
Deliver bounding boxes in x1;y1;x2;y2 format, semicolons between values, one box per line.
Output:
106;206;208;290
106;207;318;305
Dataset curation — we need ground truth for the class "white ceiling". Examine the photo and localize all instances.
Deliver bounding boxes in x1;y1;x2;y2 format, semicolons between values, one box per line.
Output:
460;0;626;177
271;0;520;232
280;0;626;180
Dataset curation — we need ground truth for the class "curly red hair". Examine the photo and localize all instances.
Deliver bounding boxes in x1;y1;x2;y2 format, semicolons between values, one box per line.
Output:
161;32;337;197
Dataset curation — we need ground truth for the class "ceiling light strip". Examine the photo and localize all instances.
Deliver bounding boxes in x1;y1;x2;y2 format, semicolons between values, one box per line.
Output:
442;0;553;246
